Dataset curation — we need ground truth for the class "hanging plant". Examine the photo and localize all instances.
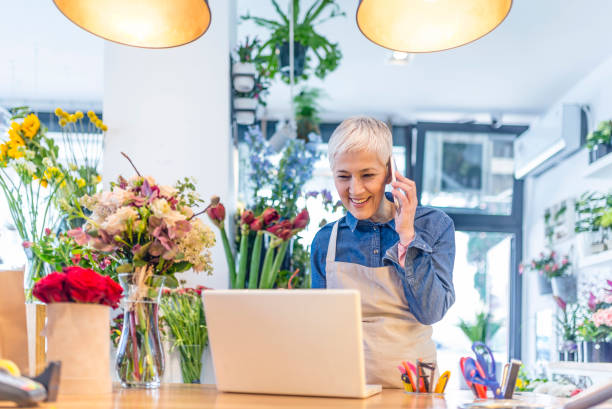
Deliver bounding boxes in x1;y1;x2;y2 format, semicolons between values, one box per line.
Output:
242;0;345;83
294;87;324;141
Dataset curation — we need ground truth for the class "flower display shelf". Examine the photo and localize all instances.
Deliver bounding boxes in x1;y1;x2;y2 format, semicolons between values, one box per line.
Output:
547;362;612;384
578;249;612;269
583;151;612;178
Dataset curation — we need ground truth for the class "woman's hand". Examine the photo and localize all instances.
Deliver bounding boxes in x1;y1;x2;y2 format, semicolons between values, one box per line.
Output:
391;173;417;245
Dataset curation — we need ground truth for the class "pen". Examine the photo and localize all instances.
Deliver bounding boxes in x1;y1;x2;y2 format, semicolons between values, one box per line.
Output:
401;362;417;392
434;371;450;394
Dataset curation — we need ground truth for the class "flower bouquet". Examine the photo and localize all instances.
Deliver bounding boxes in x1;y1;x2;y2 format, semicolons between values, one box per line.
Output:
160;286;208;383
208;202;309;289
0;108;65;294
33;266;122;394
69;155;217;388
520;250;571;295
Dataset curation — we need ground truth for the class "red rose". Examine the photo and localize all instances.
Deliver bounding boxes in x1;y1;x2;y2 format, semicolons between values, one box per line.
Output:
291;209;310;230
33;272;69;303
63;266;107;304
102;275;123;309
262;208;280;226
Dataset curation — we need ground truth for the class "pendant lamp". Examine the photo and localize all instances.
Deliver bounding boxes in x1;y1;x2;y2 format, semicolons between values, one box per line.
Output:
53;0;211;48
356;0;512;53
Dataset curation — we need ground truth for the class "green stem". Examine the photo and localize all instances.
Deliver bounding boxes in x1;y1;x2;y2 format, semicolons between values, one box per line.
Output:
248;231;264;289
258;245;276;289
236;227;250;288
266;240;290;289
219;227;236;288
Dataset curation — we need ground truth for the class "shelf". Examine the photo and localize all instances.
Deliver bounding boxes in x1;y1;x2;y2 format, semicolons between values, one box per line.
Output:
578;249;612;269
583;152;612;178
548;362;612;379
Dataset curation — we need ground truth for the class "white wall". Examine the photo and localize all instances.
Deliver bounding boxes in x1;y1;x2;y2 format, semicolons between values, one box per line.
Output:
103;0;235;292
522;54;612;368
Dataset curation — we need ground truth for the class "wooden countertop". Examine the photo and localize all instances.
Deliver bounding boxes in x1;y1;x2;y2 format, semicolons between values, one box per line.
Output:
2;384;568;409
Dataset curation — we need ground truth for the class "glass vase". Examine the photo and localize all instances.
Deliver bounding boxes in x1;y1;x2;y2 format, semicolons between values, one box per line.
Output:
178;344;205;384
24;248;49;301
116;273;165;388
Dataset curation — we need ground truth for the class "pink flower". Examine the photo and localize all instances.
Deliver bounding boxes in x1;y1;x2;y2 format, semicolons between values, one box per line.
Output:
553;296;566;311
588;292;598;312
592;307;612;327
67;228;90;246
518;264;524;274
562;258;568;265
22;241;32;248
267;220;293;240
544;265;551;272
45;228;52;236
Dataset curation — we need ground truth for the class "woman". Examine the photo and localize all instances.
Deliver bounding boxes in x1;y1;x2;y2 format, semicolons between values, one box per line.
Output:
311;117;456;388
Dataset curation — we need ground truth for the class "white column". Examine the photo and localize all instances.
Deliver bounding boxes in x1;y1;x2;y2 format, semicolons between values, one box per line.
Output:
103;0;235;291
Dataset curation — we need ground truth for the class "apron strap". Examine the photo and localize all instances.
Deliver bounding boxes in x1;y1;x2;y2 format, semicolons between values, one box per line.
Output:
325;221;339;264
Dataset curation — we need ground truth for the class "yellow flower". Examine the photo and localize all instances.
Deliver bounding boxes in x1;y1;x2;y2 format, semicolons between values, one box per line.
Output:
96;174;102;183
101;124;108;132
7;144;24;159
8;128;25;146
95;119;103;128
68;114;77;123
10;122;21;132
76;178;86;188
59;118;68;127
54;108;63;117
21;114;40;139
87;110;95;119
40;178;48;188
75;111;84;120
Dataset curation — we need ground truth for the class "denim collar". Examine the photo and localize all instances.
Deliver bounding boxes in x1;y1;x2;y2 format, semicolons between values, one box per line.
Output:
346;192;397;232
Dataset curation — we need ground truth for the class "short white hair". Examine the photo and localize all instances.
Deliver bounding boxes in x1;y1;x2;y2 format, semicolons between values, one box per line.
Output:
327;116;392;169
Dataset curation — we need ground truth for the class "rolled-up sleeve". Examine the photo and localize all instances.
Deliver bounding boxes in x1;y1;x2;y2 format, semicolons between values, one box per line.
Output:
310;230;327;288
384;217;456;325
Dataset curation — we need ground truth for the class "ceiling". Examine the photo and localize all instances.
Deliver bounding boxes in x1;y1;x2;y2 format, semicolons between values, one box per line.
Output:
2;1;612;125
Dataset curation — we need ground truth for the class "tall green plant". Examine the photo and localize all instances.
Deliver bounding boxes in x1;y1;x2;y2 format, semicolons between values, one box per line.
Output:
242;0;345;83
458;311;502;343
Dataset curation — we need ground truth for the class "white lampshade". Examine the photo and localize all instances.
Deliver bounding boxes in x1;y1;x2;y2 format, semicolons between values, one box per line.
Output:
356;0;512;53
53;0;211;48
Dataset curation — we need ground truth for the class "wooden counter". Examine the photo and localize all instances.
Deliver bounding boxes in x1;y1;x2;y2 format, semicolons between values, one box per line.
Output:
2;384;569;409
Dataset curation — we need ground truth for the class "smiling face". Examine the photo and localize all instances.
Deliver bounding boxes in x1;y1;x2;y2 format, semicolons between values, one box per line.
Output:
333;149;392;221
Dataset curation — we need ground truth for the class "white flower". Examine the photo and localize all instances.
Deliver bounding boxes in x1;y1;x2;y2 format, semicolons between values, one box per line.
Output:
24;150;35;160
102;206;139;235
151;198;171;217
23;161;36;175
43;157;53;168
159;185;178;198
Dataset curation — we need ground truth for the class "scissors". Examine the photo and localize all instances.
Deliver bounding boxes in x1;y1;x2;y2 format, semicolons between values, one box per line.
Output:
468;342;503;399
461;357;488;399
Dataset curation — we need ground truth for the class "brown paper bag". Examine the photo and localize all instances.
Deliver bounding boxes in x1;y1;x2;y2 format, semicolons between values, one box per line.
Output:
0;269;29;373
44;303;111;395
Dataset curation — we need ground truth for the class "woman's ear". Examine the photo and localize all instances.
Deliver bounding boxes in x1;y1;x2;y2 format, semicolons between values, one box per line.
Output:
385;160;392;184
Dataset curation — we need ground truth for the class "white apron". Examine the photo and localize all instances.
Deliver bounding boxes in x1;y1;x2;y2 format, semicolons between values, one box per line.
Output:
325;221;437;388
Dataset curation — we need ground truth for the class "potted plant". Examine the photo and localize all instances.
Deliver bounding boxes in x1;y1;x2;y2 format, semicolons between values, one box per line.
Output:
520;251;570;295
579;283;612;362
574;191;612;255
241;0;345;83
457;311;502;344
586;119;612;163
553;296;579;361
233;36;260;93
294;86;323;141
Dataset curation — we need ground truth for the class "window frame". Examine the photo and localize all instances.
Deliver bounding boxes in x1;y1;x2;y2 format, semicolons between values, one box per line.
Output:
414;121;528;360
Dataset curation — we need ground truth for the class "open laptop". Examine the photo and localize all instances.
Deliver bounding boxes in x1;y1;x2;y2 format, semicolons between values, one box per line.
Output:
203;289;382;399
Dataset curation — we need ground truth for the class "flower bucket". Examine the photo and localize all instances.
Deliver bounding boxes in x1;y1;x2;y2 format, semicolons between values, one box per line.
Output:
232;62;256;93
585;341;612;363
44;303;111;395
588;143;612;163
551;275;577;303
537;274;553;295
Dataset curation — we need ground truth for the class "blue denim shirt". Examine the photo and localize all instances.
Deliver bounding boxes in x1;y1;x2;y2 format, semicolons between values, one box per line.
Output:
311;193;456;325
